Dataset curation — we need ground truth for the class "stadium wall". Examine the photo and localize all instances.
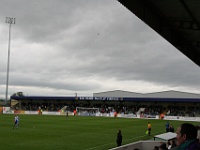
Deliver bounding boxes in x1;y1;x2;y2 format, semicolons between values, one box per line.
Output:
109;140;171;150
2;107;200;122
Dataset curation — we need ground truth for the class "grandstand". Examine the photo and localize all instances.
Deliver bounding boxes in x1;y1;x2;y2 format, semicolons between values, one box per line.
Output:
9;90;200;117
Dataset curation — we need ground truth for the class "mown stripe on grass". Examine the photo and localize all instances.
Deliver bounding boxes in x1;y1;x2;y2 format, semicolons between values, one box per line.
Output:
85;130;165;150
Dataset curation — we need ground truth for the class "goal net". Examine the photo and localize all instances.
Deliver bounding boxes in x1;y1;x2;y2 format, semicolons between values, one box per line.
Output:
76;107;100;116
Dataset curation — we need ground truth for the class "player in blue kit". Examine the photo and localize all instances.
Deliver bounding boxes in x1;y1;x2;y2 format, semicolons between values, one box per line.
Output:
13;115;19;129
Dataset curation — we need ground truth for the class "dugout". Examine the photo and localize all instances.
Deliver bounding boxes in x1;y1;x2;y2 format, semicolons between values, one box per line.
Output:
154;132;176;141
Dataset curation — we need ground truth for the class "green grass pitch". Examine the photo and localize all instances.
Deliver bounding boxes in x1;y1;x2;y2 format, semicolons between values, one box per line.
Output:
0;114;198;150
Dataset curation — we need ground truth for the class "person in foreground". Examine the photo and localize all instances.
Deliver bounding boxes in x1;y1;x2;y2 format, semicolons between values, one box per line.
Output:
116;129;122;147
176;123;200;150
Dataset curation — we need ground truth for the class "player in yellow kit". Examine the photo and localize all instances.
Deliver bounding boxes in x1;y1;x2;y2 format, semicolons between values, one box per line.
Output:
147;122;151;135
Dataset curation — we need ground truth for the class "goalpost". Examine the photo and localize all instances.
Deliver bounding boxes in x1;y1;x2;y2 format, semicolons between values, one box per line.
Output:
76;107;100;116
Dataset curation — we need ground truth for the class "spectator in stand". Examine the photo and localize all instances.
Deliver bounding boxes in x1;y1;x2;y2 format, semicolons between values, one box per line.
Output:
159;143;168;150
170;139;177;149
168;139;177;149
176;123;200;150
167;140;172;149
116;129;122;147
153;146;159;150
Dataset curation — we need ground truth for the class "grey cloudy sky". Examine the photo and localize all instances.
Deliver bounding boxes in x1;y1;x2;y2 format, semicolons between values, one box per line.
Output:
1;0;200;98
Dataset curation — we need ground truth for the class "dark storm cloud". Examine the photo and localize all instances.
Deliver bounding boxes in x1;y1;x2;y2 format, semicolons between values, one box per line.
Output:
1;0;200;98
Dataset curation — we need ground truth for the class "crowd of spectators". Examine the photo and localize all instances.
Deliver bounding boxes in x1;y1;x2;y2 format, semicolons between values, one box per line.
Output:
19;102;67;111
15;101;200;117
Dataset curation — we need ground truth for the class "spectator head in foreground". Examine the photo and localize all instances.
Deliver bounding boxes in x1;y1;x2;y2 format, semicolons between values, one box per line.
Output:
196;125;200;143
176;123;200;150
153;146;159;150
158;143;167;150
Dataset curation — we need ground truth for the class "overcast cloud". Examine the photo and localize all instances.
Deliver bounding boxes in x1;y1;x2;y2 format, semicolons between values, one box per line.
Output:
1;0;200;99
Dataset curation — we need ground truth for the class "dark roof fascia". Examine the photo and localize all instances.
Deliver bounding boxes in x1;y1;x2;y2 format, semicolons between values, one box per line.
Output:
10;96;200;102
11;96;76;101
